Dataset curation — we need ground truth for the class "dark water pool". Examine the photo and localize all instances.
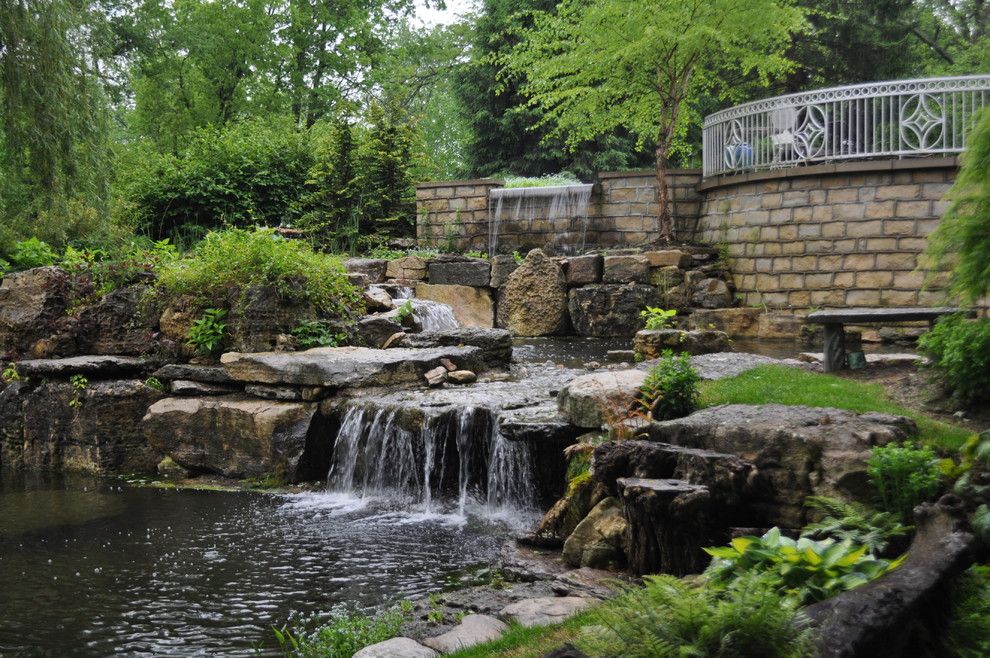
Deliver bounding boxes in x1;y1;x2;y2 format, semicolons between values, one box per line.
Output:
0;472;521;656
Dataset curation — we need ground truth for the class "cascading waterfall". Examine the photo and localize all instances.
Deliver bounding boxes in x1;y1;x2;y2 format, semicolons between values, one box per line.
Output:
487;184;594;257
325;403;534;515
408;299;459;332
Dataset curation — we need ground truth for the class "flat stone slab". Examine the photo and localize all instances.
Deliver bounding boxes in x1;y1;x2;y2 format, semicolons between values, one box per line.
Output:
638;352;807;381
421;614;507;653
170;380;239;396
220;346;484;388
799;352;926;366
15;355;149;378
152;364;234;384
500;597;595;628
553;568;633;600
806;307;967;324
353;637;438;658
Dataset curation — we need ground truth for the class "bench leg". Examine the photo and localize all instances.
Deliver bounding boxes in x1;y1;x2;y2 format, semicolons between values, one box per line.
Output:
823;323;846;373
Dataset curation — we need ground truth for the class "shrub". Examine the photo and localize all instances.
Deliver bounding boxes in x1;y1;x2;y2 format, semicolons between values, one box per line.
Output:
918;314;990;407
155;228;363;322
273;607;405;658
704;527;903;605
61;238;179;298
800;496;911;555
932;566;990;658
640;306;677;330
579;573;814;658
9;237;57;269
187;309;227;355
638;349;700;420
867;442;942;520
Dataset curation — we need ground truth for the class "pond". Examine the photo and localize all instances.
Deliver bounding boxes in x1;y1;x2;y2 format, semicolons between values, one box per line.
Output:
0;471;522;656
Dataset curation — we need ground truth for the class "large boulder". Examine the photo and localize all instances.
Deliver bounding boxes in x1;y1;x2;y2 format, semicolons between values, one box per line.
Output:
74;285;160;355
415;283;493;328
690;277;734;309
567;284;661;337
427;258;491;287
496;249;569;336
527;473;599;548
224;285;316;353
644;404;918;525
686;308;762;338
13;379;165;473
356;314;405;348
143;396;323;481
602;255;649;284
562;496;628;568
220;345;484;388
557;369;646;429
633;329;731;358
0;266;70;355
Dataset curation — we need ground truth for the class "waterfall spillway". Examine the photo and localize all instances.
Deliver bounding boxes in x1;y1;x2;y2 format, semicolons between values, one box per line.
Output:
408;299;459;332
326;403;535;515
487;183;594;257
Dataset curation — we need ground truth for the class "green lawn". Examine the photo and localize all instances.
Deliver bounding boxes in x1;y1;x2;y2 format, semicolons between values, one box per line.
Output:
699;364;973;450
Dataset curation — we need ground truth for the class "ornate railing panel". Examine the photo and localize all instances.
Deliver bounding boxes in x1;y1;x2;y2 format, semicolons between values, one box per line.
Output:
702;75;990;177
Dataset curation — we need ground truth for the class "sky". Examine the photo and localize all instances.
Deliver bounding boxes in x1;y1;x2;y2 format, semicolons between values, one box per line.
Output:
414;0;476;27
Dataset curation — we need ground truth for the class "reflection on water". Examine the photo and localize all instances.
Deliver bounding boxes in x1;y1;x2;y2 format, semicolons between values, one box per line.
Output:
0;472;515;656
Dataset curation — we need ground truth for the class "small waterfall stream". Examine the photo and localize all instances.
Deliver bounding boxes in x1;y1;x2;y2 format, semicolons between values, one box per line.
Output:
409;299;459;332
488;183;594;256
326;403;534;516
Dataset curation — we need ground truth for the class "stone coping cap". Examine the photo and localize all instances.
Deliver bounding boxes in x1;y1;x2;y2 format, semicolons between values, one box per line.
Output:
697;156;961;192
596;168;701;179
806;306;971;324
416;178;504;189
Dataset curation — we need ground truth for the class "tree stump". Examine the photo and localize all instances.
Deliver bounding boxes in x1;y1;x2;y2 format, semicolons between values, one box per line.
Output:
617;477;712;576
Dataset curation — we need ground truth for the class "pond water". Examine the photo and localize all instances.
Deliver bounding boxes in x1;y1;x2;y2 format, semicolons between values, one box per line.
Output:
0;471;523;656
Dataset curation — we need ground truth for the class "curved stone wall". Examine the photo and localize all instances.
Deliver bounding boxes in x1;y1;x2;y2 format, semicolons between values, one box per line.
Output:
692;158;957;309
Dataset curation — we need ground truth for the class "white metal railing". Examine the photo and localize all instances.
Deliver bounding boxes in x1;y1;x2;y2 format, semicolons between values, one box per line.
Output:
702;75;990;177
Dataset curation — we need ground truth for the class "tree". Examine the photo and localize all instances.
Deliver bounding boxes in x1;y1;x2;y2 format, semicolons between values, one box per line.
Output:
927;108;990;304
504;0;805;243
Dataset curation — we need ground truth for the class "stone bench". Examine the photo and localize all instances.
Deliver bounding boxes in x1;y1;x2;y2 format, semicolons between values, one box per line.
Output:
806;307;970;372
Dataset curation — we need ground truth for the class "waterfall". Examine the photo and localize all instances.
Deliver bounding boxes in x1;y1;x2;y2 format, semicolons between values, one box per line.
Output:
325;403;534;515
488;184;594;257
409;299;459;331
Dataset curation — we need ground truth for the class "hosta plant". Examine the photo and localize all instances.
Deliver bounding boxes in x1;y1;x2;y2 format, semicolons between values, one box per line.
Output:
704;527;904;605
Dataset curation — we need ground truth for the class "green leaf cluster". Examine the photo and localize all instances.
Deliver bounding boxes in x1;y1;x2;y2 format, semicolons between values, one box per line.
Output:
640;306;677;330
580;572;814;658
704;527;903;605
867;442;943;520
800;495;911;554
273;606;406;658
918;314;990;408
638;350;700;421
187;309;227;356
291;320;346;349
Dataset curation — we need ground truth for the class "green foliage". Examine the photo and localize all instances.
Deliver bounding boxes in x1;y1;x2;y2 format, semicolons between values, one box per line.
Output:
704;527;903;605
640;306;678;330
918;314;990;407
291;320;347;349
638;350;700;421
927;108;990;304
187;309;227;356
60;238;179;299
395;299;414;323
867;442;943;520
273;607;405;658
144;377;166;393
155;228;363;322
699;364;973;450
68;374;88;409
117;118;313;240
581;573;814;658
512;250;523;265
503;0;805;240
800;496;911;554
2;363;21;383
933;566;990;658
502;172;581;188
8;238;57;270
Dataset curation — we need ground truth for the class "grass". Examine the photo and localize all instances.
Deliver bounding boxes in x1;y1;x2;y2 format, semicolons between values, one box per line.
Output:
699;364;973;450
446;610;598;658
501;173;582;188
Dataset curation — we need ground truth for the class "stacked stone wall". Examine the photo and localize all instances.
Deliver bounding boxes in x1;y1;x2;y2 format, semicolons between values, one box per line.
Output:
693;159;957;309
415;179;501;252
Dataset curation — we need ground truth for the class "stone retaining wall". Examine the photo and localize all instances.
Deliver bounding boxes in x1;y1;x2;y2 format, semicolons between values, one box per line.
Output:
415;158;959;310
692;159;957;308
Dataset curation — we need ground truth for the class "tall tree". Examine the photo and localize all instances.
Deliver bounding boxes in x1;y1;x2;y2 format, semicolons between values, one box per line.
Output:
504;0;805;243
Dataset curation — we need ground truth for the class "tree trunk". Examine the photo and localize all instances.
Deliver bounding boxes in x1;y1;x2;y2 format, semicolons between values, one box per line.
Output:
654;139;673;245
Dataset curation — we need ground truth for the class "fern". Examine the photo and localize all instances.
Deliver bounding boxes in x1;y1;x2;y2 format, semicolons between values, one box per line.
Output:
801;495;911;554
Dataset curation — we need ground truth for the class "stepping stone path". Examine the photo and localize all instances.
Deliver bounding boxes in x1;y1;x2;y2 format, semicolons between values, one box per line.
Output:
500;597;596;628
421;614;507;653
